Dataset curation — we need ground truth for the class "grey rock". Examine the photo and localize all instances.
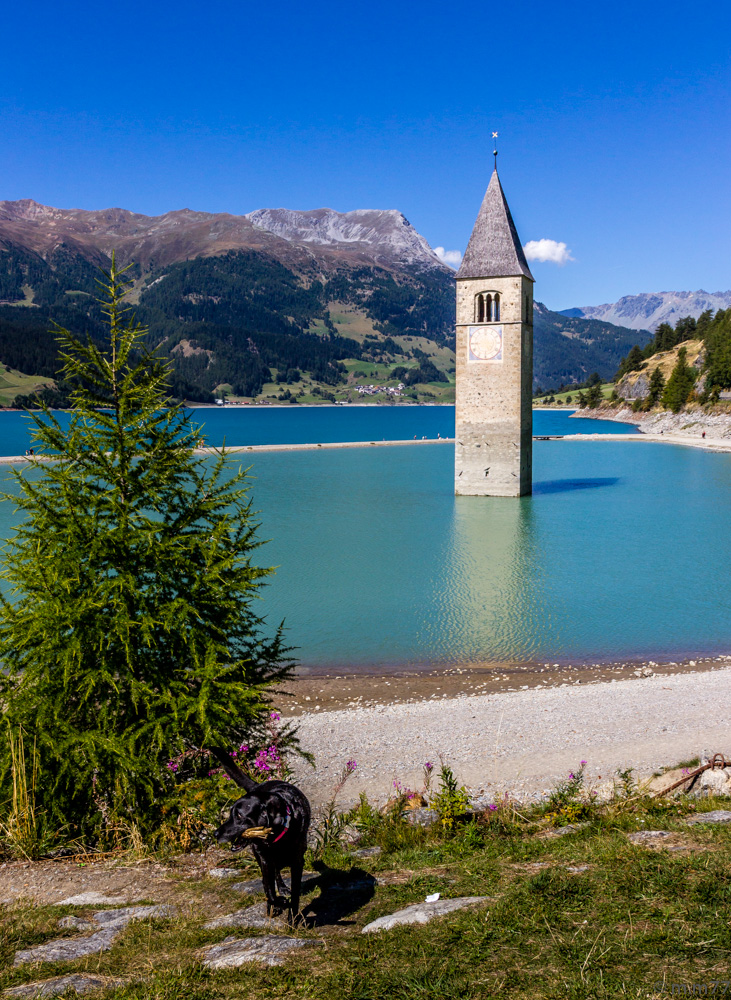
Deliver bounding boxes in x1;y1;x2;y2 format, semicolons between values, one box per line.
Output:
230;872;318;894
91;904;174;929
199;934;323;968
351;846;382;859
686;810;731;825
55;892;132;907
538;822;590;839
405;808;439;828
203;902;288;930
4;974;125;997
14;905;176;967
56;917;95;932
565;864;591;873
627;830;673;844
208;868;243;879
693;767;731;798
339;824;362;845
14;928;120;967
362;896;489;934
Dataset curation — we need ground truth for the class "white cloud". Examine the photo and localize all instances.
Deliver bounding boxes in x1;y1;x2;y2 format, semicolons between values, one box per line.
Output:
523;238;574;266
433;246;462;268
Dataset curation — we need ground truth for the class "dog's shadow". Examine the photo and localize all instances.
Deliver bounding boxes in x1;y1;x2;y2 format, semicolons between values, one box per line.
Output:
301;862;377;927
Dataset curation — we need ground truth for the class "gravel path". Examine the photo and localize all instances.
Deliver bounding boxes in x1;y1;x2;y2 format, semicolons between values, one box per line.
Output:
289;667;731;806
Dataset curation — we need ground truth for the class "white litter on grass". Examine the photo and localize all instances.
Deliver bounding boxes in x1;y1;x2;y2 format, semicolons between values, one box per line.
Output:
425;893;440;903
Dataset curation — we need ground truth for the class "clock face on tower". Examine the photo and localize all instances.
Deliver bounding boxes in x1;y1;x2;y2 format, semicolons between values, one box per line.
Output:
468;324;503;362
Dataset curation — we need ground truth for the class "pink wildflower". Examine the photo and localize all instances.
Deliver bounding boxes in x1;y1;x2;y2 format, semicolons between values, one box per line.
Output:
346;760;357;772
270;711;281;721
488;804;498;811
580;760;587;766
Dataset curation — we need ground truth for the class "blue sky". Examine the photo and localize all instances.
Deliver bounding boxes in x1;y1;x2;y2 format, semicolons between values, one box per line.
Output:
2;0;729;309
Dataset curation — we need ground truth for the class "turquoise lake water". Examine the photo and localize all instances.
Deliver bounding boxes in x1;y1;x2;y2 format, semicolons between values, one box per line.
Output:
1;407;728;671
0;405;634;455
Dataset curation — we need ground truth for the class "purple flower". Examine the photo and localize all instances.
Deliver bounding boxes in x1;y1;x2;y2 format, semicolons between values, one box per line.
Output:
580;760;587;766
488;804;498;811
270;711;281;721
254;744;281;773
424;761;434;771
166;761;178;772
346;760;357;772
568;773;575;780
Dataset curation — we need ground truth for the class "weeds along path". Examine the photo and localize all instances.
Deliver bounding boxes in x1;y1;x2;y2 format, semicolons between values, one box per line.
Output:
288;666;731;807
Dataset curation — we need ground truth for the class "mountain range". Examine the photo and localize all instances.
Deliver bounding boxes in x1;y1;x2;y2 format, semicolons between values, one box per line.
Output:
0;198;693;402
561;290;731;332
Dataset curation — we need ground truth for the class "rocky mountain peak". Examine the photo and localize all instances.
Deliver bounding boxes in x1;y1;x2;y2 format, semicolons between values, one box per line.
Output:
562;290;731;332
245;207;445;270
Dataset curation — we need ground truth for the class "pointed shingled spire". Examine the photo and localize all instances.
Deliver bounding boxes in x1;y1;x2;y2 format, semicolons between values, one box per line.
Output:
457;169;534;281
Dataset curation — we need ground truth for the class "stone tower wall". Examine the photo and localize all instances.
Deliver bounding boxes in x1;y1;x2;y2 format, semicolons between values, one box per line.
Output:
454;274;533;496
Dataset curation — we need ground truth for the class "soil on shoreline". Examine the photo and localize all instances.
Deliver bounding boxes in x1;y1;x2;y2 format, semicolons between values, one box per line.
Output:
283;654;731;715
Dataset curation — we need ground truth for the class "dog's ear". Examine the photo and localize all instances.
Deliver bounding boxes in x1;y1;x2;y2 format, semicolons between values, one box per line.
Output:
207;746;259;792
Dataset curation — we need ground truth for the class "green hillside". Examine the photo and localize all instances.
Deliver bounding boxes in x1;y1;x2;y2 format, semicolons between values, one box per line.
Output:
0;242;650;406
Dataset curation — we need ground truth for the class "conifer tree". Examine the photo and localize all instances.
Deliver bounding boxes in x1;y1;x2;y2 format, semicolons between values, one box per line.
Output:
661;346;696;413
617;344;644;378
586;381;603;408
646;366;665;408
0;260;293;841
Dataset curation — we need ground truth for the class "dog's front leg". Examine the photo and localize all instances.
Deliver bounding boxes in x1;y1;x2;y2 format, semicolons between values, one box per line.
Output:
288;847;305;926
255;848;280;917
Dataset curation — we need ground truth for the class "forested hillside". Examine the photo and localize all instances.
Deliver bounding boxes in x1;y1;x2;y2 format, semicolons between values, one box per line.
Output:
1;234;649;405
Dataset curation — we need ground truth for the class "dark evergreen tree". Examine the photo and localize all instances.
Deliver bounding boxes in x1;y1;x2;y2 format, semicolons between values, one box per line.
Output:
586;381;603;408
646;365;665;407
618;345;645;378
0;261;293;842
662;346;696;413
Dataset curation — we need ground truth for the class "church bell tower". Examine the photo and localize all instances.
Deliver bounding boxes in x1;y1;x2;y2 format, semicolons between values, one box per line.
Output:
454;164;534;497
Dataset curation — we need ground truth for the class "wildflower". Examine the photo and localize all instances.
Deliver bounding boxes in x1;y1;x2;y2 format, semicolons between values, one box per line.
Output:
270;711;281;721
424;761;434;772
569;773;575;780
580;760;587;766
346;760;357;772
166;761;178;772
254;745;281;773
488;804;498;811
230;750;238;758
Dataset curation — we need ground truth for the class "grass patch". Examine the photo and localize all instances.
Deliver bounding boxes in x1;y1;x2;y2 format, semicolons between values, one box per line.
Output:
3;791;731;998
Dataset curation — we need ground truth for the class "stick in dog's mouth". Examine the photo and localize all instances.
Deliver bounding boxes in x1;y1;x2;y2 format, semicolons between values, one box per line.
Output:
231;826;273;850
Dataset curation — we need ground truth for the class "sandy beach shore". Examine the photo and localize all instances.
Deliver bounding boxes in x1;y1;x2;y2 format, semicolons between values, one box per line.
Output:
288;660;731;808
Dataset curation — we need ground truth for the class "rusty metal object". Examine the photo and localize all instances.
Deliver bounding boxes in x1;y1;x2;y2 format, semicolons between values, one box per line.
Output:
652;754;729;798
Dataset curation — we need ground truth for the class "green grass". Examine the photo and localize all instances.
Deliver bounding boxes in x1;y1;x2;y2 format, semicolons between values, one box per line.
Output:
0;365;55;407
3;793;731;998
534;383;616;407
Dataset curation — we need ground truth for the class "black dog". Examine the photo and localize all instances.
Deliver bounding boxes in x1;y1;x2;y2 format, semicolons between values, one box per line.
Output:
210;747;311;922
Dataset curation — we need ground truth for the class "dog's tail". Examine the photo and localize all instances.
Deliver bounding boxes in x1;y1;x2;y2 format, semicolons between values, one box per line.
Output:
207;746;259;792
